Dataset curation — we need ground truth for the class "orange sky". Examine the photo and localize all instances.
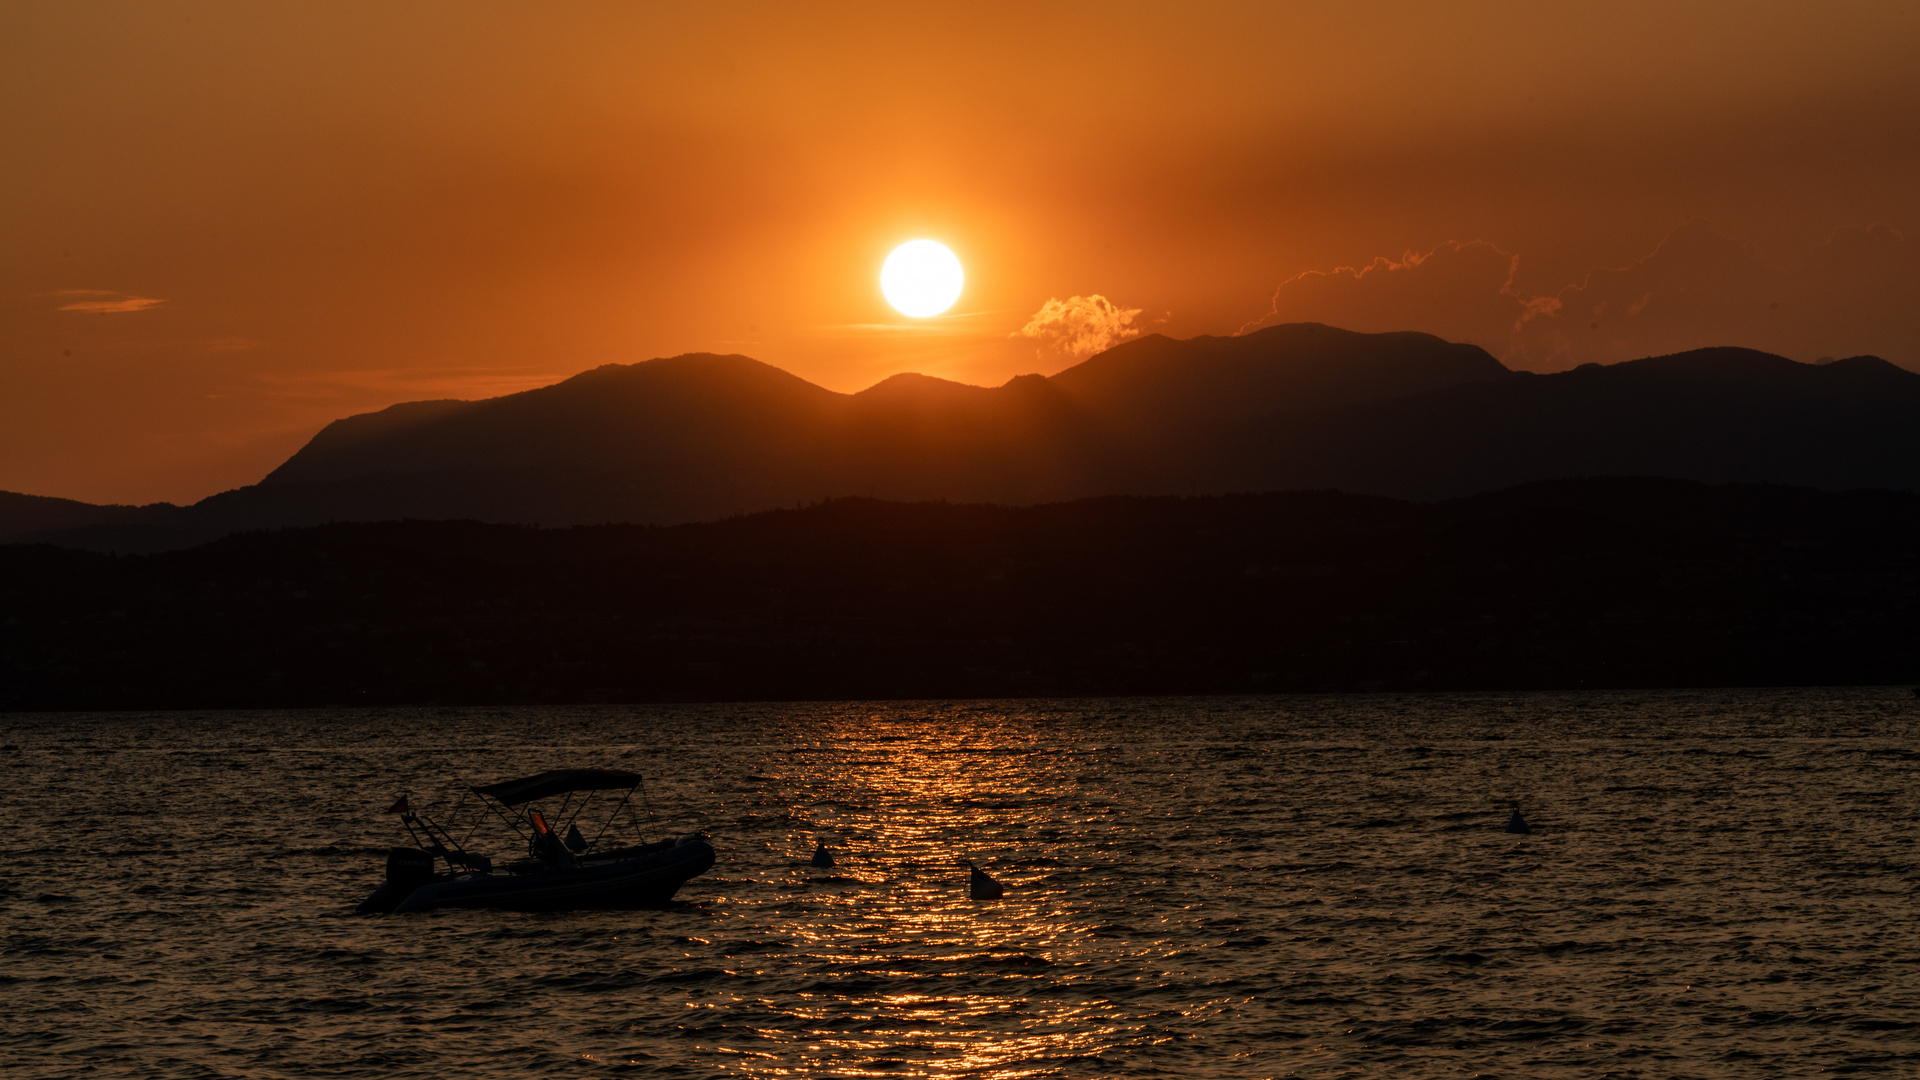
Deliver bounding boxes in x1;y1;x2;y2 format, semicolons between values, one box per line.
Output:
4;1;1918;505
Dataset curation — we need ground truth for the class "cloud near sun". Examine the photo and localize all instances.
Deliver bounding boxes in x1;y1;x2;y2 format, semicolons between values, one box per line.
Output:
1016;295;1145;360
50;289;165;314
1243;223;1920;373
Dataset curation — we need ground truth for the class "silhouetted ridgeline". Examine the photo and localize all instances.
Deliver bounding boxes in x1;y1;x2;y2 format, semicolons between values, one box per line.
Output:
6;324;1917;554
4;478;1917;709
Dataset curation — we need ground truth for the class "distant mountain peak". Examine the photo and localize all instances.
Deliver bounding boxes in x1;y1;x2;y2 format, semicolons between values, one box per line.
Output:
12;324;1919;553
1583;346;1916;386
1048;320;1514;426
854;372;990;399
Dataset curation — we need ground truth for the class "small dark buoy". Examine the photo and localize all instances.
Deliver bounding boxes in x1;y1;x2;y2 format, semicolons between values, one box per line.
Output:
810;839;834;869
965;859;1003;900
1505;810;1531;834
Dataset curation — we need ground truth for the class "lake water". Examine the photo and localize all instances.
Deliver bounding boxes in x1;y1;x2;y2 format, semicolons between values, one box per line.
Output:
4;690;1918;1078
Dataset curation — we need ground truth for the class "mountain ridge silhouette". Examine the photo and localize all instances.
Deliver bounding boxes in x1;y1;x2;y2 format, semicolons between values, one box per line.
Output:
7;478;1918;707
5;323;1917;552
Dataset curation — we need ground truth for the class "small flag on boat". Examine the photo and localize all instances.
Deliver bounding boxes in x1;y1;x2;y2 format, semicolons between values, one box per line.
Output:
385;796;410;814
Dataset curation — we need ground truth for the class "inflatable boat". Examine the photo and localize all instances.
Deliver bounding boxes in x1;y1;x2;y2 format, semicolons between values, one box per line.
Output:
356;768;715;914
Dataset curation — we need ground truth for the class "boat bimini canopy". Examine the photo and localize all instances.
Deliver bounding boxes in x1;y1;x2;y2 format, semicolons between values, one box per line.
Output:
384;767;656;877
472;769;642;806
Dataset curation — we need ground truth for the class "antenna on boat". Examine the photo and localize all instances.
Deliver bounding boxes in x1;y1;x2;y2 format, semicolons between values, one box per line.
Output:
586;776;643;851
638;773;659;839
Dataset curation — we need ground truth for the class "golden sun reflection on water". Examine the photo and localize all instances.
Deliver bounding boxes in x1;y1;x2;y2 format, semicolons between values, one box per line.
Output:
715;709;1204;1077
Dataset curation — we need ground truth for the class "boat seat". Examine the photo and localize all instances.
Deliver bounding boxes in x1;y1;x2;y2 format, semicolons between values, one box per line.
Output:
528;810;579;869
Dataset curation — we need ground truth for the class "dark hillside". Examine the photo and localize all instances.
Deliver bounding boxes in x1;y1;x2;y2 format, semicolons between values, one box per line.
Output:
4;478;1916;709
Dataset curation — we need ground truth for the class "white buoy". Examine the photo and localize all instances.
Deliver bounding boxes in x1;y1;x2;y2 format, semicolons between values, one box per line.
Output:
965;859;1003;900
810;839;834;869
1505;810;1531;834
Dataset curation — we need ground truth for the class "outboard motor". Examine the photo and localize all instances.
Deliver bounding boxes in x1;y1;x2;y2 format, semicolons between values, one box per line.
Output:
385;846;437;897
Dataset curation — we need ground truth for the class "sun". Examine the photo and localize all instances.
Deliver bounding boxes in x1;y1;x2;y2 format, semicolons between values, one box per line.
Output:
880;240;964;317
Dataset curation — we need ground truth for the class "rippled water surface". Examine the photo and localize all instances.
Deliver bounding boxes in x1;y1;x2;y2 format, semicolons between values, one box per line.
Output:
5;690;1919;1078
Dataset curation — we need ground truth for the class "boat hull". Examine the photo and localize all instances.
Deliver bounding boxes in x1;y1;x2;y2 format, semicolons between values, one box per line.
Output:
358;839;715;914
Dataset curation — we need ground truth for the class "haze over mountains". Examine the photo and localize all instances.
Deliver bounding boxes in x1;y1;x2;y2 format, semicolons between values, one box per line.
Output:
7;323;1918;552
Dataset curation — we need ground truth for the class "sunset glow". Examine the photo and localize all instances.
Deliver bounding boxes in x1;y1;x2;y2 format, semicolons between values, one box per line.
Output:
880;240;964;318
7;8;1920;1079
1;5;1917;508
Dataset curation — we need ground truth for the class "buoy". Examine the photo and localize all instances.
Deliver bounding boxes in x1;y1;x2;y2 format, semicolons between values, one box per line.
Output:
965;859;1003;900
810;840;834;869
1505;809;1531;834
